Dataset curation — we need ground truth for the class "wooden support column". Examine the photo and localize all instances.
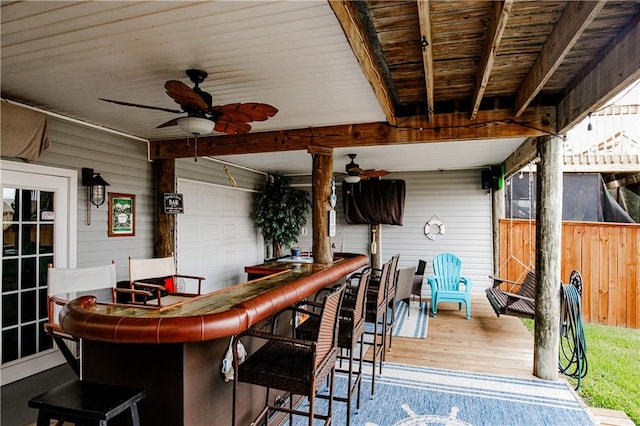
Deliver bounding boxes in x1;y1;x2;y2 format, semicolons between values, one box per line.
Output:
155;159;175;258
491;185;505;275
308;145;333;264
533;135;563;381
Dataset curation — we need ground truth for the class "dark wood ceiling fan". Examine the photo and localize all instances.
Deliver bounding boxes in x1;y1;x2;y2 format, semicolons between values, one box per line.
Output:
100;69;278;135
344;153;389;179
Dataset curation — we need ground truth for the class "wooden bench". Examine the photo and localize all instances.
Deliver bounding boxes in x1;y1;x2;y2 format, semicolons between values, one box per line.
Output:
28;380;145;426
485;270;536;319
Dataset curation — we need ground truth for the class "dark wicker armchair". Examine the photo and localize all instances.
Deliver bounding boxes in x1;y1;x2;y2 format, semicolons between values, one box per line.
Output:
231;283;345;426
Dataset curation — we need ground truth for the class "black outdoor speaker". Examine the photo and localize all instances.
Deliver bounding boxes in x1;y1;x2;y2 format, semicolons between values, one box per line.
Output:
481;166;503;190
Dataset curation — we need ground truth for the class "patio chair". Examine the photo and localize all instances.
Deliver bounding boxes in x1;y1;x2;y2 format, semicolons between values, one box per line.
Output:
231;283;345;426
127;255;205;306
394;266;417;316
411;259;427;308
426;253;473;319
45;262;146;376
485;270;536;319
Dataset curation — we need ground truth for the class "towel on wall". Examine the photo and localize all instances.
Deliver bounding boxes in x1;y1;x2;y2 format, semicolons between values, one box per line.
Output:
1;102;49;160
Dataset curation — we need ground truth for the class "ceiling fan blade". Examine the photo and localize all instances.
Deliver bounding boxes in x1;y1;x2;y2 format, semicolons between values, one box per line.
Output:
214;118;251;135
213;103;278;122
362;170;390;178
165;80;208;112
99;98;182;114
156;118;179;128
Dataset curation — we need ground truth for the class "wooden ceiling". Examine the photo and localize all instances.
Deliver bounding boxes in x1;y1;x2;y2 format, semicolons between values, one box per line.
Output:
1;1;639;170
151;0;640;162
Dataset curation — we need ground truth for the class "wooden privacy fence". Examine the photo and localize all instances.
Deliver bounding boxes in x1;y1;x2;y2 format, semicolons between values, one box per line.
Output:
498;219;640;329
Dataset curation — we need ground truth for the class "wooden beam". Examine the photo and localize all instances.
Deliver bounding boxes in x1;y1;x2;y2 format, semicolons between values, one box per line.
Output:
503;137;538;178
417;0;435;121
558;11;640;133
328;0;396;125
470;0;513;120
514;1;606;117
150;106;556;160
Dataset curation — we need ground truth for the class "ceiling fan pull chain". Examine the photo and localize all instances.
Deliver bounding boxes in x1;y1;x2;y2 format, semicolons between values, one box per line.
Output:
194;135;198;162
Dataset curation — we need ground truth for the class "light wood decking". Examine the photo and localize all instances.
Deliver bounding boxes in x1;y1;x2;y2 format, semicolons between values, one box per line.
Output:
382;293;635;426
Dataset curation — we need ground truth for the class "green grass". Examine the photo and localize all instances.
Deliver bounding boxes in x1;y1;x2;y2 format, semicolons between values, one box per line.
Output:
521;319;640;424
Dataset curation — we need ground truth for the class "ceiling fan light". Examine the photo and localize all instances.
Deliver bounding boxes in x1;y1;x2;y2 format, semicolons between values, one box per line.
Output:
177;117;214;135
344;175;361;184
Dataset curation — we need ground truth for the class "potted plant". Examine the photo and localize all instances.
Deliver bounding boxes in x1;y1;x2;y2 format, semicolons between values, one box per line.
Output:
254;174;311;258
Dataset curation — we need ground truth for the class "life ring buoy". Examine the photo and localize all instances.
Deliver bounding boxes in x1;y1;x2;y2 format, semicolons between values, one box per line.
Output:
425;218;445;240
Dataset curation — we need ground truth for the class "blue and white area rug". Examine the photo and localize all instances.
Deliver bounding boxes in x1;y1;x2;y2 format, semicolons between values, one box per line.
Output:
289;362;594;425
364;302;429;340
393;301;429;338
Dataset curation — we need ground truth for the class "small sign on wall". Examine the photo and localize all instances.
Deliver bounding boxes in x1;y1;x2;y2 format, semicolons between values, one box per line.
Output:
163;193;184;214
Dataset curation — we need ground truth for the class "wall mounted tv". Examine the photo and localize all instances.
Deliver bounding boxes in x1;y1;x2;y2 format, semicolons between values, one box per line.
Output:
342;179;406;225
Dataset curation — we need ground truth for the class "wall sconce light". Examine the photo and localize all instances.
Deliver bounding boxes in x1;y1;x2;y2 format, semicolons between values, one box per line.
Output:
82;167;109;225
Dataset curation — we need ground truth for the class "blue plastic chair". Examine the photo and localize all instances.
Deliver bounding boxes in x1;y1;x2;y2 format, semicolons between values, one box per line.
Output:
427;253;473;319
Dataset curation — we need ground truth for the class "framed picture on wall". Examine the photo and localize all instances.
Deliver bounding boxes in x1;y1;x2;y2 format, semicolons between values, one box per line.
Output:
108;193;135;237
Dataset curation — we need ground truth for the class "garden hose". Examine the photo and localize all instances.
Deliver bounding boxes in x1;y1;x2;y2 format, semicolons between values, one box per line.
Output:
559;275;588;390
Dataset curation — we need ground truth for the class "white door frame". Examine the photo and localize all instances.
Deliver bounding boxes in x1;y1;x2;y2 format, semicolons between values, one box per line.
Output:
1;160;77;385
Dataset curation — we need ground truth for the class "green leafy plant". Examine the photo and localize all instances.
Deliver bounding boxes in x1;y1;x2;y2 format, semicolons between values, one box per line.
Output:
254;174;311;258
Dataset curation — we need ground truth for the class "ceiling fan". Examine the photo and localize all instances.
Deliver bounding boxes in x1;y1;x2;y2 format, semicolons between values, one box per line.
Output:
343;153;389;183
100;69;278;135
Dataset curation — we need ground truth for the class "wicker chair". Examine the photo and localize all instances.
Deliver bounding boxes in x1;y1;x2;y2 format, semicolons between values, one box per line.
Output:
294;270;371;426
231;283;345;426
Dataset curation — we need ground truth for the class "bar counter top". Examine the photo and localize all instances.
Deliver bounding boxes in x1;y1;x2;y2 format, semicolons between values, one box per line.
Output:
59;253;367;344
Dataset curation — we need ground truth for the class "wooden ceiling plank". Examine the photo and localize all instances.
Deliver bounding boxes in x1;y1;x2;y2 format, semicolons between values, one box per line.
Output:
514;1;606;118
150;106;555;160
558;12;640;134
417;0;435;121
470;0;513;121
328;0;396;125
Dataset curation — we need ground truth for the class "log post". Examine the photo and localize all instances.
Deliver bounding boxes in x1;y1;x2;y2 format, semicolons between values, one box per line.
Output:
308;145;333;264
533;135;562;380
491;185;505;275
155;159;175;258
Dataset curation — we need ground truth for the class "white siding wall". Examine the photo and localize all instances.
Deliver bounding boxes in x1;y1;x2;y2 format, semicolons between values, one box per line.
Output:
14;118;154;282
297;170;494;291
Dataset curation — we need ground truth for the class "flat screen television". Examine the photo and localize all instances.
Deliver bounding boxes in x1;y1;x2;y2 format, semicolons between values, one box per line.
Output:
342;179;405;225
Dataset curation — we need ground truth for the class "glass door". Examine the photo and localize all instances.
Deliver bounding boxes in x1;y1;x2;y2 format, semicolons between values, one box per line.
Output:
1;162;76;384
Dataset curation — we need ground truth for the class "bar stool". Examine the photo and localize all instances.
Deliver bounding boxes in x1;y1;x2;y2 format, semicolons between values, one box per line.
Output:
362;259;392;395
28;379;146;426
231;284;345;426
295;270;371;426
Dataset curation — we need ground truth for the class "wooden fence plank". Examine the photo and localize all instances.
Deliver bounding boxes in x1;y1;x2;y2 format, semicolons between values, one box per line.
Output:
499;219;639;329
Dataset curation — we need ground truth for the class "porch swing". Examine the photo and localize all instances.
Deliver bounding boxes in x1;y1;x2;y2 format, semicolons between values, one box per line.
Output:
486;164;537;319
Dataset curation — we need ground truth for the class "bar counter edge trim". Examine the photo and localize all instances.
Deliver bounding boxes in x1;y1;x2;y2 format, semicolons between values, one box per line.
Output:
59;253;368;344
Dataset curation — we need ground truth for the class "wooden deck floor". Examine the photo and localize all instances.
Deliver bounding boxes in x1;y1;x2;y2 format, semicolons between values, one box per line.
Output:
386;294;536;378
379;293;634;426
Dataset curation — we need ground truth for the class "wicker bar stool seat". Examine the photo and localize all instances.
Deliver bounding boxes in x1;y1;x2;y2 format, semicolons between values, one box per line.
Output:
232;284;345;426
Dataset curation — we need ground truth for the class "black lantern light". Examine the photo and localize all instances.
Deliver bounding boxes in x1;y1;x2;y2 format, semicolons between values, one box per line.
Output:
82;167;110;225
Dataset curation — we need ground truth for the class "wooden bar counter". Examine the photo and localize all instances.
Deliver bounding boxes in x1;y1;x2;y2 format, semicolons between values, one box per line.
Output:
59;253;367;425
